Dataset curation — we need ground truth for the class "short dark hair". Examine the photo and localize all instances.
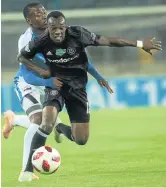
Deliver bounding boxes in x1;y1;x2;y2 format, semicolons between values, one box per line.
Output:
47;11;65;21
23;2;41;19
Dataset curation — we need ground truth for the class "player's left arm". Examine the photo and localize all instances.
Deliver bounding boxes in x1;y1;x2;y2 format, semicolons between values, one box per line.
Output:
88;60;103;80
97;36;162;55
88;60;113;94
80;27;162;55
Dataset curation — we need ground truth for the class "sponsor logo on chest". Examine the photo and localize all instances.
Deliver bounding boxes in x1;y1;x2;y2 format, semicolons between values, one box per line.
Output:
56;49;66;56
46;47;78;63
46;47;76;57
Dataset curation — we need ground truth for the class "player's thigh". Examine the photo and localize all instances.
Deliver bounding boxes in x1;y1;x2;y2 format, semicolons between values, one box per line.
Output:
65;88;90;123
21;92;43;124
65;88;90;144
15;84;42;125
41;87;64;133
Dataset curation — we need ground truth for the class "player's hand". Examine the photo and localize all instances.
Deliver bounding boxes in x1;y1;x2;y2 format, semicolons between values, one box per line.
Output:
142;37;162;55
98;79;113;94
40;69;51;78
53;77;63;89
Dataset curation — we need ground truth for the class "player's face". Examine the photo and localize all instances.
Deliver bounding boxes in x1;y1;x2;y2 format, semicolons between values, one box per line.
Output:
27;5;47;29
48;17;67;44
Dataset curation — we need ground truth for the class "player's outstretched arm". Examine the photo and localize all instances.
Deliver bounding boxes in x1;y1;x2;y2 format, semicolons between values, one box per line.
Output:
97;36;162;55
79;27;162;55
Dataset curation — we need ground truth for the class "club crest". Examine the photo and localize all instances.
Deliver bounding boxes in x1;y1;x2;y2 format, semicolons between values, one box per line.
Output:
67;47;76;55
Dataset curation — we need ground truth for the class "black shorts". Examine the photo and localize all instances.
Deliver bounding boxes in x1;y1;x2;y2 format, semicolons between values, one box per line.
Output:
43;86;90;123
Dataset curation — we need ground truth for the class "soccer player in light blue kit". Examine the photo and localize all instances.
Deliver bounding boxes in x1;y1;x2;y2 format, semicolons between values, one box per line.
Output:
2;3;113;181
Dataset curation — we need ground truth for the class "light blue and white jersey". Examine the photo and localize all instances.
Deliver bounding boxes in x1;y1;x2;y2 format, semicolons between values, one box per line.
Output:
16;28;34;78
14;28;45;102
15;27;46;80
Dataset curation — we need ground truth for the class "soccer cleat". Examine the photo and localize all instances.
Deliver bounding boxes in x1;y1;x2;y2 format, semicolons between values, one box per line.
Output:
18;171;39;182
54;121;63;143
53;117;63;143
2;110;15;139
32;173;39;180
54;125;63;143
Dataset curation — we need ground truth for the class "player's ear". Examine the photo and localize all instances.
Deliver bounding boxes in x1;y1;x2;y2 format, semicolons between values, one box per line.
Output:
26;18;32;24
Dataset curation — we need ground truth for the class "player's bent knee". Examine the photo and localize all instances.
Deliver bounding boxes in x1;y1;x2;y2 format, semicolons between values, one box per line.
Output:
29;112;42;125
72;123;89;145
74;137;88;145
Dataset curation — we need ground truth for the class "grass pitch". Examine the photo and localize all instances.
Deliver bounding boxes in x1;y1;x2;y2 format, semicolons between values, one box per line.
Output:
1;107;166;187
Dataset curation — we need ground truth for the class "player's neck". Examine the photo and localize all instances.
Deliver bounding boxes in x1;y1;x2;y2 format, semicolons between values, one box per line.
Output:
31;27;46;35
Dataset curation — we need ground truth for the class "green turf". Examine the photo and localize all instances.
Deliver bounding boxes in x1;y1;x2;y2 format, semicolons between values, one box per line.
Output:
1;107;166;187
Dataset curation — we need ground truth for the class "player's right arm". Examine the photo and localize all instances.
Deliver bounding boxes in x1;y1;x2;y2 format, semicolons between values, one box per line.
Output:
18;39;51;78
23;71;63;89
18;54;51;78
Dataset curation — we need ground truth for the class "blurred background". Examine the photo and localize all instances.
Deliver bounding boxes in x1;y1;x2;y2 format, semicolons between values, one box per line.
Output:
1;0;166;112
2;2;166;186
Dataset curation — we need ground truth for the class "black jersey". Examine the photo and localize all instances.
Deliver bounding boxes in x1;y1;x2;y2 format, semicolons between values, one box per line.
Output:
21;26;101;89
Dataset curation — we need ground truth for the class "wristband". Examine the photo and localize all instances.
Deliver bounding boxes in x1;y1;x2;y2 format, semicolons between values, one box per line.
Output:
137;40;143;48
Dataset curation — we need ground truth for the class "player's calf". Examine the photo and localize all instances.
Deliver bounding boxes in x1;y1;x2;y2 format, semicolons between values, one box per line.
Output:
24;106;58;172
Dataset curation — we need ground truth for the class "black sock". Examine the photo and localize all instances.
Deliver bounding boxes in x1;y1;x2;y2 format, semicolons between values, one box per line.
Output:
56;123;73;141
25;128;49;172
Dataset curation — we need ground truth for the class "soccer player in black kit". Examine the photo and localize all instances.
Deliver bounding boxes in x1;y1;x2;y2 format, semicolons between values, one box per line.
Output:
18;11;162;180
